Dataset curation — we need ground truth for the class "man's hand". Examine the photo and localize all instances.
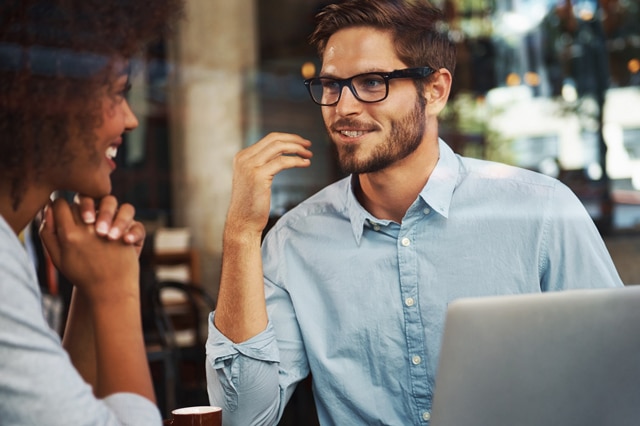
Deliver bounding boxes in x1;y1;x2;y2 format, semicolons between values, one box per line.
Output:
225;132;312;238
213;132;312;342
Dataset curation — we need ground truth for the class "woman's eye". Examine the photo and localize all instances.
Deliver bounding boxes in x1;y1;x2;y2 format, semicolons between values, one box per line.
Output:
112;81;132;100
119;82;132;97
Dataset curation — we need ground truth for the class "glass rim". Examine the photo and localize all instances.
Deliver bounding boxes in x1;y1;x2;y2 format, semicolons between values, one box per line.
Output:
304;66;435;106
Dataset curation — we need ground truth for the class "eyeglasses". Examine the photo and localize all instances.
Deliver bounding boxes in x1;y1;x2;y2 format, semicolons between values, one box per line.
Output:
304;67;435;106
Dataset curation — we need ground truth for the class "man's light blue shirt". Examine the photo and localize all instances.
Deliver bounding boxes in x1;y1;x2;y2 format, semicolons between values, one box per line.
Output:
207;140;623;426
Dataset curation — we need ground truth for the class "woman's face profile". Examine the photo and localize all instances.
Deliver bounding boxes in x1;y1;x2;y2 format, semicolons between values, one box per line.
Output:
50;70;139;198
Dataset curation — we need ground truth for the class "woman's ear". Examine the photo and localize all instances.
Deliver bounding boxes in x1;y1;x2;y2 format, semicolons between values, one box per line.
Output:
424;68;452;116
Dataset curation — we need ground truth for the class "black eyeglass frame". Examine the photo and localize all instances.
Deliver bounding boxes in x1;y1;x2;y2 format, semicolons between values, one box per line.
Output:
303;66;435;106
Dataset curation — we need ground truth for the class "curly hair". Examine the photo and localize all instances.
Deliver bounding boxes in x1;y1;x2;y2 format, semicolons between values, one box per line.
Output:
0;0;183;209
309;0;456;76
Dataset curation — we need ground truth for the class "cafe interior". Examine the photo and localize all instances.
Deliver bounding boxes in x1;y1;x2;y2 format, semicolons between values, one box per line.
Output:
33;0;640;423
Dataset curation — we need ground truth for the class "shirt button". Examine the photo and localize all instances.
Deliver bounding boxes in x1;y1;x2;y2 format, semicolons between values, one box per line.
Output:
423;208;431;215
401;237;411;247
373;223;381;231
412;355;422;365
405;297;415;307
422;411;431;421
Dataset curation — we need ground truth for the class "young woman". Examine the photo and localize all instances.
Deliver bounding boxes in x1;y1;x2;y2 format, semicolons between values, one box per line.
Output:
0;0;182;423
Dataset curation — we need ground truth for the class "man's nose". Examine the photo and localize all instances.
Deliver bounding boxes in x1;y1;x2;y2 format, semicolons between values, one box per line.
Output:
335;84;362;115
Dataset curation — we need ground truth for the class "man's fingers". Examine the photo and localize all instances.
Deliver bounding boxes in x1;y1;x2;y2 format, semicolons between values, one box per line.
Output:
258;154;312;179
263;136;313;162
243;133;313;165
235;138;313;180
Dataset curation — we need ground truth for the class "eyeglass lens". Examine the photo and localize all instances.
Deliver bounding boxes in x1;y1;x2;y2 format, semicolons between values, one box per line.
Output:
309;73;388;105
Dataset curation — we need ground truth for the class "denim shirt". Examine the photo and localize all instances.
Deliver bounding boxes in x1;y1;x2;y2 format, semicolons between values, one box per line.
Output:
206;140;623;426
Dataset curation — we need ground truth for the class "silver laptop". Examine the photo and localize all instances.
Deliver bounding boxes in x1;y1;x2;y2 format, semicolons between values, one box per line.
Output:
430;286;640;426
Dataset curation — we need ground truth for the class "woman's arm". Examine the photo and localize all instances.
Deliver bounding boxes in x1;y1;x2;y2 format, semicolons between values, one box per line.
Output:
40;197;155;401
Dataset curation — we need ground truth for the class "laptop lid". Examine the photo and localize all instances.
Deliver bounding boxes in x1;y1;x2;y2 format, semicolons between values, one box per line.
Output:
430;286;640;426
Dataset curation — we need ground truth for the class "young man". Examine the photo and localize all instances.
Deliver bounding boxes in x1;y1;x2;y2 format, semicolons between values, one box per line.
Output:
207;1;623;424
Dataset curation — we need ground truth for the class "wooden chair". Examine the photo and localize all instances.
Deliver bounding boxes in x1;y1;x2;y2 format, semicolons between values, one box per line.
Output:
139;241;178;417
153;280;216;408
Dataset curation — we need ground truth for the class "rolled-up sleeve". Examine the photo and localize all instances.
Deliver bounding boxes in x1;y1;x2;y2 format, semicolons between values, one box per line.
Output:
206;315;283;425
206;227;313;425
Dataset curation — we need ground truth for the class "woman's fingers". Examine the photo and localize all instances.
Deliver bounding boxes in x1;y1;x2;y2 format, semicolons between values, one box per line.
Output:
103;202;135;241
39;198;84;268
74;194;142;246
38;203;61;267
92;195;119;238
123;221;146;257
75;194;97;224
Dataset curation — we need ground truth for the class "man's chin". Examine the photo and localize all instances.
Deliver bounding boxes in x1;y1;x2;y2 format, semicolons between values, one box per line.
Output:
337;153;359;175
339;159;378;175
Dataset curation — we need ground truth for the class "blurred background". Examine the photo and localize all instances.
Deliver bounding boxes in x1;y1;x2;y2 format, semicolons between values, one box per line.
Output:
91;0;640;420
110;0;640;292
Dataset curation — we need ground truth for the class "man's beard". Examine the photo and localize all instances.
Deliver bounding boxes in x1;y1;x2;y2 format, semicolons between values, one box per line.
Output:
331;96;426;175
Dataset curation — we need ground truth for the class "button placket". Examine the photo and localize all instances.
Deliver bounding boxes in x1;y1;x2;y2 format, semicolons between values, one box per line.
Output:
397;219;430;418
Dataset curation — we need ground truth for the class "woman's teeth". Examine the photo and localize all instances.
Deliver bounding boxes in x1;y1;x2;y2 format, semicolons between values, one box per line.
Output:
106;146;118;160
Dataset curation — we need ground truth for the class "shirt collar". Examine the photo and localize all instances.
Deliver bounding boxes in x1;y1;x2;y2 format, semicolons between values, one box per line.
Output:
345;138;460;244
418;139;458;219
345;176;374;245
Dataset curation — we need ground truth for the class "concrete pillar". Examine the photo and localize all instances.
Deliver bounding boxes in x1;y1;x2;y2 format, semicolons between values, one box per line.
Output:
167;0;258;295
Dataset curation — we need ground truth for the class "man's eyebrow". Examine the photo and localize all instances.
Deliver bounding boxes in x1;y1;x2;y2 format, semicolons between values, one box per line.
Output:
317;71;337;78
319;68;389;78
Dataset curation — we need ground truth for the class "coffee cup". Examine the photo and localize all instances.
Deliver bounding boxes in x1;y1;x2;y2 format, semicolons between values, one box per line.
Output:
163;406;222;426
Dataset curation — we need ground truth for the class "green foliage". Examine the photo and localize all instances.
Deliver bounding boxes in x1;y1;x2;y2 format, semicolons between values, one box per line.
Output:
441;91;514;164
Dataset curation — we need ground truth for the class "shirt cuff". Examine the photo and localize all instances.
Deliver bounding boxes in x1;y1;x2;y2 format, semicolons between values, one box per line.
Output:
206;311;280;367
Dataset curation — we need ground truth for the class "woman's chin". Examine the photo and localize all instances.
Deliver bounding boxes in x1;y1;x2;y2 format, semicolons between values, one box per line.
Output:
74;181;112;199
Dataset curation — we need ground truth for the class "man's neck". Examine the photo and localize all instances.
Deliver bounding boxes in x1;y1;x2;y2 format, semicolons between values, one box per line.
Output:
355;139;439;223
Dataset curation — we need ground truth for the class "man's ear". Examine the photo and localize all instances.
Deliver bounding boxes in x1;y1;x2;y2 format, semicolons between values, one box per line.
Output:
424;68;452;115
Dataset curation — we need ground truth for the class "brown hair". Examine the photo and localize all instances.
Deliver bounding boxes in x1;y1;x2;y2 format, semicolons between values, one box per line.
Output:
309;0;456;75
0;0;183;208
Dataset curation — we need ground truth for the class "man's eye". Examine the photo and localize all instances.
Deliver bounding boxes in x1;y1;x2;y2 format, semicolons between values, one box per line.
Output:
361;77;384;88
322;80;340;91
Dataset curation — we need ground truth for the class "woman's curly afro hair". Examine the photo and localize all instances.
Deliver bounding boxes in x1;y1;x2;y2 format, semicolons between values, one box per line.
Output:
0;0;183;209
